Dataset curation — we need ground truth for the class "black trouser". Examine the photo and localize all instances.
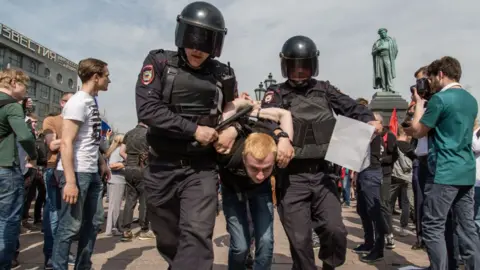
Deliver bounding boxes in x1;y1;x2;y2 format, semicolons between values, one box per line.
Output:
144;156;218;270
23;172;46;223
380;175;392;235
122;166;149;231
276;167;347;269
390;177;410;228
357;167;387;252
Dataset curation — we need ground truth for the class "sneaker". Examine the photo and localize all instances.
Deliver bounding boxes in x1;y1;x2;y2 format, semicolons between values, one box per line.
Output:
11;259;20;269
68;253;76;265
138;230;155;240
353;244;373;255
396;227;409;237
106;228;123;237
121;230;133;242
44;259;53;270
360;250;384;263
386;234;396;249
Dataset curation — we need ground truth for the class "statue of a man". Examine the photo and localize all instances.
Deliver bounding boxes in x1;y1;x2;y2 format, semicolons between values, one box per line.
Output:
372;28;398;92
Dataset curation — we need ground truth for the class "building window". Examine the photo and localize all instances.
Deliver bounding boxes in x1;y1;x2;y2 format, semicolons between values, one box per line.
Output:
37;83;50;99
37;103;50;118
0;48;4;69
51;106;62;114
29;61;38;74
27;80;37;97
68;78;74;89
44;68;51;78
53;89;62;104
56;73;63;84
8;51;21;68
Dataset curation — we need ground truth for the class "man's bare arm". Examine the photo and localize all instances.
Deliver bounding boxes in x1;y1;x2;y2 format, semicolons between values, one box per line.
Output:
60;119;81;185
253;108;294;140
119;144;127;160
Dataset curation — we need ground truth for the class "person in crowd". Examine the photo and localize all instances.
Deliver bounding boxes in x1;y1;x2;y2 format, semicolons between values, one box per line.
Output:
391;124;415;237
52;58;111;270
42;93;76;269
0;68;37;269
408;56;480;270
104;134;126;236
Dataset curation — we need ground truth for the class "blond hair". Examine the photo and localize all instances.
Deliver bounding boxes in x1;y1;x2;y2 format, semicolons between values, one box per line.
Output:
0;68;30;89
105;134;124;159
242;133;277;160
474;119;479;131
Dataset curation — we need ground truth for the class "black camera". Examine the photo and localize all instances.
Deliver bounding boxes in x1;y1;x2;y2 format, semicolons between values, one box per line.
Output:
410;78;433;100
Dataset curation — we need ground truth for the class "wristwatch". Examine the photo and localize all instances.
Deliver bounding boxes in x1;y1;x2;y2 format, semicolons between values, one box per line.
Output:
275;131;290;142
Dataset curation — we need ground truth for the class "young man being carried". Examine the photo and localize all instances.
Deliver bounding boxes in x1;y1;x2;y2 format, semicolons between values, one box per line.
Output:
216;96;293;269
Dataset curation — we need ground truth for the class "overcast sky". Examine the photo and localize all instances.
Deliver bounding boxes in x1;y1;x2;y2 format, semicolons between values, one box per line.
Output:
2;0;479;132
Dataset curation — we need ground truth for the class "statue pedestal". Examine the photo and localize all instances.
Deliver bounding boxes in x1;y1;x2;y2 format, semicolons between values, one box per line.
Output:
369;91;409;125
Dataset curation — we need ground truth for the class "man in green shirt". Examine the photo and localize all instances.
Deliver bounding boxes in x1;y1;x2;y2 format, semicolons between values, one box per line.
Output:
408;56;480;270
0;68;37;269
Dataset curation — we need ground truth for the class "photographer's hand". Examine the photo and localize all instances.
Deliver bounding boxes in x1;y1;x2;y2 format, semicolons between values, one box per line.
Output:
412;88;426;107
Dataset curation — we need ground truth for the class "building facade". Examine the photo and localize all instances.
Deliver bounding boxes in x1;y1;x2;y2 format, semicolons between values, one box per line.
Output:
0;23;78;129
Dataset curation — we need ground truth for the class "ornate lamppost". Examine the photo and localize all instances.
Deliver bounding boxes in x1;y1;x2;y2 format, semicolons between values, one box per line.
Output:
254;82;265;101
254;73;277;101
264;72;277;89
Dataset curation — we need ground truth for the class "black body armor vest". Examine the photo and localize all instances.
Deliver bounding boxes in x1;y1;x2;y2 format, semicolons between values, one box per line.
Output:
156;50;225;128
279;81;336;159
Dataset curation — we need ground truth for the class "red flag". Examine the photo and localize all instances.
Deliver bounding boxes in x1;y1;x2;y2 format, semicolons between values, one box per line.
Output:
383;108;398;143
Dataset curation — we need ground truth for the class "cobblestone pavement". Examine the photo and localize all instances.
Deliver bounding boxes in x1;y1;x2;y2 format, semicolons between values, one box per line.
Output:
17;200;429;269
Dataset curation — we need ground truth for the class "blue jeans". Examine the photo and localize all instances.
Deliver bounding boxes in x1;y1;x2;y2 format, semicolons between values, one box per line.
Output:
43;168;61;261
51;172;104;270
342;175;351;206
474;186;480;233
222;182;274;270
0;167;23;269
423;183;480;270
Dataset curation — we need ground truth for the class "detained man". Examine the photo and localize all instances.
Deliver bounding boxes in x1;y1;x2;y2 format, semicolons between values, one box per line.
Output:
215;95;293;270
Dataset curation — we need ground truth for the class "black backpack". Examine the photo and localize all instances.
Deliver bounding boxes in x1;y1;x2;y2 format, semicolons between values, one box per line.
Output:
35;134;48;167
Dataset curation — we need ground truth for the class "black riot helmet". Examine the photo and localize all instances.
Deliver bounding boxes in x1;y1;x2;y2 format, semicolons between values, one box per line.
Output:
280;36;320;81
175;1;227;58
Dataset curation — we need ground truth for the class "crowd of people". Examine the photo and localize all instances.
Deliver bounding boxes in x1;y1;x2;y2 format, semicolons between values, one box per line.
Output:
0;1;479;270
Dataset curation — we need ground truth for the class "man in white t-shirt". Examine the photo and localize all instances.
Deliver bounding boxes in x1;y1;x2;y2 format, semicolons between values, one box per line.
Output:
51;58;111;270
472;121;480;231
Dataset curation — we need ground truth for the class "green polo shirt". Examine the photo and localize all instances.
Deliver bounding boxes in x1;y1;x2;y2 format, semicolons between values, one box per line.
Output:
420;88;478;186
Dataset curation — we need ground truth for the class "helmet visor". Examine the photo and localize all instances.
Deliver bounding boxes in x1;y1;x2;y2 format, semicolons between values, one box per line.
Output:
176;22;224;56
281;57;317;80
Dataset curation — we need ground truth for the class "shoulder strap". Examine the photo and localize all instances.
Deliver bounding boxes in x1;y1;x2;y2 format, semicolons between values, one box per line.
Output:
153;50;179;104
0;98;18;108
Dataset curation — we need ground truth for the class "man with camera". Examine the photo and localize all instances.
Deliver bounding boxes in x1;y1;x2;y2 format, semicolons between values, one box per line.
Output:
407;56;480;270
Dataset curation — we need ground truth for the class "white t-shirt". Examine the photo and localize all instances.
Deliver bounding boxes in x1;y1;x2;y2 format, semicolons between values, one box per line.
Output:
57;91;102;173
472;128;480;186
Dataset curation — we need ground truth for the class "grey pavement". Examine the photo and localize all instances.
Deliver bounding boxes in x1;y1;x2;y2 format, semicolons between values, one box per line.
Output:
17;200;430;269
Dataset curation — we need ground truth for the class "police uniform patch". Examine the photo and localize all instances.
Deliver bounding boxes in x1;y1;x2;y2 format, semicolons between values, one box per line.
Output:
264;91;274;103
141;65;154;85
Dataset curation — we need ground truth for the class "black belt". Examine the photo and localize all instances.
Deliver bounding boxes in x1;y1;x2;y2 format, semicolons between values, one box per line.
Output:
288;159;328;174
149;148;215;167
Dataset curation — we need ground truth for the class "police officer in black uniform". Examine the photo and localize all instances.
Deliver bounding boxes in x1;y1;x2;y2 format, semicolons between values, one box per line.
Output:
261;35;382;270
134;2;237;269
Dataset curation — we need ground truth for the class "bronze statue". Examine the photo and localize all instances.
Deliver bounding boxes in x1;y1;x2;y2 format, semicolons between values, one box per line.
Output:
372;28;398;93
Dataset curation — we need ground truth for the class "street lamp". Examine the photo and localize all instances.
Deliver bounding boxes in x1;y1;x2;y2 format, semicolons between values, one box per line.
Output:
264;72;277;89
254;82;265;101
